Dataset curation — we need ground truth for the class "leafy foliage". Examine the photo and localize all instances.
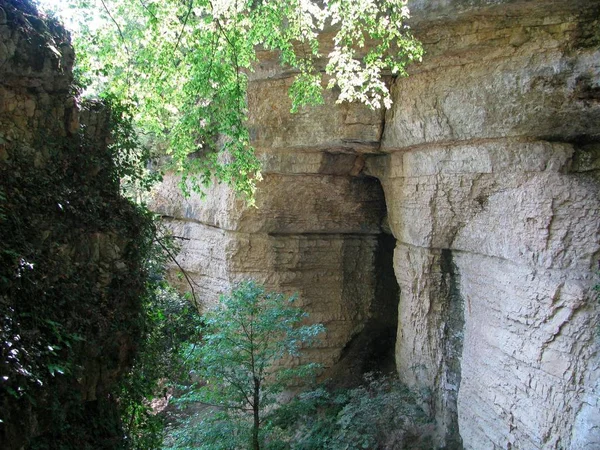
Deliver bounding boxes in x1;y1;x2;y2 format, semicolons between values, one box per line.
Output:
271;374;434;449
45;0;423;201
0;100;202;447
102;92;163;201
165;280;324;450
118;280;204;450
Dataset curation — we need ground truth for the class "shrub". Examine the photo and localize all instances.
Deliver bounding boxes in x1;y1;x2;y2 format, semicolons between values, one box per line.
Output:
164;280;324;450
272;373;435;450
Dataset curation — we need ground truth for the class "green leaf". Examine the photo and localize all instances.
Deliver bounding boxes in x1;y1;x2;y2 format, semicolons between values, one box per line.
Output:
56;0;421;203
48;364;66;376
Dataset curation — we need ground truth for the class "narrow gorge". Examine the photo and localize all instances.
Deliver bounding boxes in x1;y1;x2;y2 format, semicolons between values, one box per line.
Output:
152;0;600;448
0;0;598;448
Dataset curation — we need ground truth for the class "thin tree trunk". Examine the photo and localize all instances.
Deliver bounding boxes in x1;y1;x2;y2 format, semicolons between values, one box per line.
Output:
252;376;260;450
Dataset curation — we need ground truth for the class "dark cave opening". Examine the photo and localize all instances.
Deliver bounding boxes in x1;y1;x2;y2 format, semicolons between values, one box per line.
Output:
364;232;401;374
325;177;400;387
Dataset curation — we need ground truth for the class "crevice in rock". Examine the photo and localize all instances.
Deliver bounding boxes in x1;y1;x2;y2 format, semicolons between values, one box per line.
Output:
438;249;465;449
369;232;401;372
324;178;400;387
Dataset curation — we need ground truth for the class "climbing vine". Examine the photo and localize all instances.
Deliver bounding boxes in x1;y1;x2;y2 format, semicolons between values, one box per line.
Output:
0;95;161;448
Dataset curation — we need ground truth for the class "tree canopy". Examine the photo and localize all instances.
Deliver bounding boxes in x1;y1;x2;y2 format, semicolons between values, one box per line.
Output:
47;0;422;200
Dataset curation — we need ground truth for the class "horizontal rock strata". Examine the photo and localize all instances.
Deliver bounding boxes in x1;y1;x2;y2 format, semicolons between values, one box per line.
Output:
153;0;600;448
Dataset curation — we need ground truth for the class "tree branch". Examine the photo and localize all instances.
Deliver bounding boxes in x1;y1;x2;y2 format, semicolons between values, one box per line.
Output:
173;0;194;55
99;0;132;87
99;0;130;57
188;399;252;412
154;237;200;309
138;0;158;22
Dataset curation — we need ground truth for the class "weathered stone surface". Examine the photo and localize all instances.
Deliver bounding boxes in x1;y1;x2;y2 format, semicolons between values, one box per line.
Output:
154;172;384;234
154;0;600;448
367;139;599;271
153;173;388;372
371;0;600;447
379;139;600;447
455;253;599;449
393;244;464;447
248;77;385;153
383;0;600;149
0;1;74;150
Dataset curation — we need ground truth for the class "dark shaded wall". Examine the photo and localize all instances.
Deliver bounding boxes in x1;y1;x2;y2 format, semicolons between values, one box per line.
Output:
0;1;151;447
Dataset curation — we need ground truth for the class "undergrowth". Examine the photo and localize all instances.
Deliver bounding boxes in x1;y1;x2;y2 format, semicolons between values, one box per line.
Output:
270;373;435;450
164;373;434;450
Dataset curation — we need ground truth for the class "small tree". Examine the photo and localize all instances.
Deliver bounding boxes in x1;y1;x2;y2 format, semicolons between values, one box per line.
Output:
177;280;324;450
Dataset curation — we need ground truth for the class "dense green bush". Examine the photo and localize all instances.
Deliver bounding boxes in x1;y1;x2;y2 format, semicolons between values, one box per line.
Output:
0;95;179;448
164;366;434;449
271;374;434;450
118;279;204;450
0;126;151;448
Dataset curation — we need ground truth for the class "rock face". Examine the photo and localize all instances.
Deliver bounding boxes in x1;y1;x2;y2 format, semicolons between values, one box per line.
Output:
153;0;600;448
0;1;151;447
154;168;393;375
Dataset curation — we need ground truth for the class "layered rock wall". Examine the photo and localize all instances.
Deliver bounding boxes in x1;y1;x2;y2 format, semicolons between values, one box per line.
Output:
154;161;391;374
370;1;600;447
154;0;600;447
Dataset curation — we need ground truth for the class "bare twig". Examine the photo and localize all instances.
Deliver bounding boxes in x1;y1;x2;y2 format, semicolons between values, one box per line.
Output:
99;0;130;57
154;237;200;309
187;399;253;412
99;0;132;88
138;0;158;22
156;234;191;241
154;0;194;86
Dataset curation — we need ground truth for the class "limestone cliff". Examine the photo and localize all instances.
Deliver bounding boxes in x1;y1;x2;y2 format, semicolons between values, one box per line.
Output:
152;0;600;448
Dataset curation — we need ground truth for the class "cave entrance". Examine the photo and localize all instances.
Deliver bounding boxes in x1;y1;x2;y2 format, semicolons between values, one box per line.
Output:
327;177;400;387
365;231;400;374
336;228;400;380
